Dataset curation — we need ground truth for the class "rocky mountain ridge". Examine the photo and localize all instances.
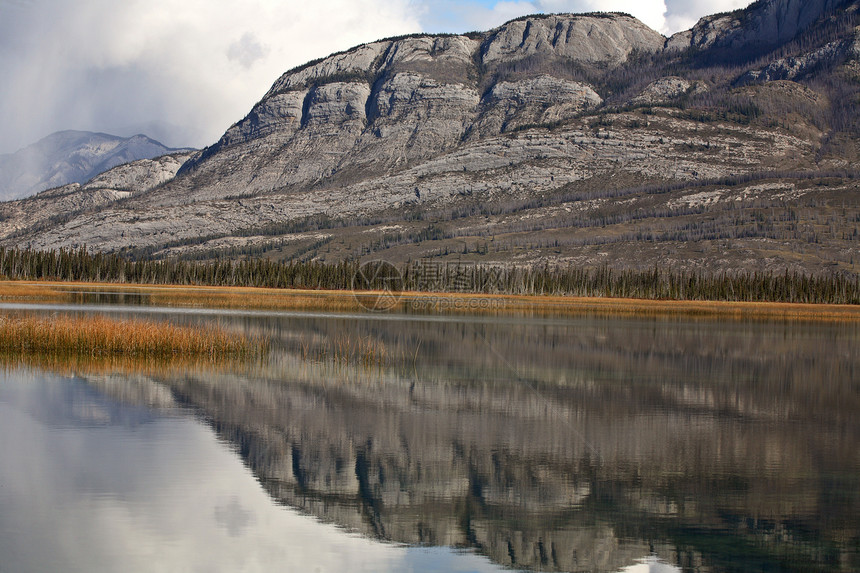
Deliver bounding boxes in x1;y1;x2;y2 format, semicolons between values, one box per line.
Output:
2;0;859;276
667;0;848;54
0;152;195;240
0;131;190;201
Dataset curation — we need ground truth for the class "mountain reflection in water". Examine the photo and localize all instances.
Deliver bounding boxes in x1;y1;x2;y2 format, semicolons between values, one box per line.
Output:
2;309;858;572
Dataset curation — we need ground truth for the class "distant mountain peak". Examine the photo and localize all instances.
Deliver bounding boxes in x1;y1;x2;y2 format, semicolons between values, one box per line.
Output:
0;131;193;201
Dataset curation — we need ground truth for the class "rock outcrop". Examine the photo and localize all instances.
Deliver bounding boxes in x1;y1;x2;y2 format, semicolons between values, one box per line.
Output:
475;75;602;134
739;36;856;82
82;152;194;193
480;13;664;66
632;76;696;104
0;152;193;241
667;0;852;55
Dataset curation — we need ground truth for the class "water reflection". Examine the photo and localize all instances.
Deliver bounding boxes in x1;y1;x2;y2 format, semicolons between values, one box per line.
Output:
1;307;858;572
63;289;152;306
0;370;505;573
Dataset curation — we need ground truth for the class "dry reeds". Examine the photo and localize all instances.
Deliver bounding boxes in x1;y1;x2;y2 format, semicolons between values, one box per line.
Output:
0;282;68;302
300;334;388;368
0;352;263;379
149;290;364;312
0;314;268;359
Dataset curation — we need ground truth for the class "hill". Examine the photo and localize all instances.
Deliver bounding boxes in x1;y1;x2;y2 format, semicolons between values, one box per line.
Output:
2;0;859;277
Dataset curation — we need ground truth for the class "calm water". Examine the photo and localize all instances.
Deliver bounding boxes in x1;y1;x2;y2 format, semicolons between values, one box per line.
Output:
0;302;858;572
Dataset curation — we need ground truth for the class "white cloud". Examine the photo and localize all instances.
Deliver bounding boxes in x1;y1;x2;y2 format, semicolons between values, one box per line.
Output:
227;32;270;70
535;0;668;31
416;0;754;38
0;0;421;153
663;0;751;34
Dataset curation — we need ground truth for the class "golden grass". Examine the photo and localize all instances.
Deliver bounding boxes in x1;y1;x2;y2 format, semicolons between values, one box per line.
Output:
0;282;68;302
400;292;860;321
148;290;362;312
0;314;268;359
0;281;367;312
0;352;263;379
2;280;860;321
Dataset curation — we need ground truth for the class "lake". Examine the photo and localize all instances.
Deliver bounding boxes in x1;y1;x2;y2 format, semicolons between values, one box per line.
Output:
1;300;858;572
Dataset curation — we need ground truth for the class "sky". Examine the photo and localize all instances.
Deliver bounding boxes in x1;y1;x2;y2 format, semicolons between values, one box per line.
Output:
0;0;752;154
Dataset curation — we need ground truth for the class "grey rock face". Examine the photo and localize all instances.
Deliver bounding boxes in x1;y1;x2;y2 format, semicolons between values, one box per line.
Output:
177;34;485;201
475;76;602;134
366;72;479;158
173;16;656;207
740;38;853;82
220;92;306;147
82;152;194;193
632;77;694;105
265;42;388;96
666;13;740;52
0;152;193;243
482;13;665;67
304;82;371;129
669;0;850;54
382;35;479;75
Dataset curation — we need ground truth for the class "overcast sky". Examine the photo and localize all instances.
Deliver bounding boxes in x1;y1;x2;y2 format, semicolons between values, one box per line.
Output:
0;0;751;154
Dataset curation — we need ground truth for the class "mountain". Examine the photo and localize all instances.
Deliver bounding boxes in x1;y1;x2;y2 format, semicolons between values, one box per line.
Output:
0;131;191;201
2;0;859;276
0;151;196;242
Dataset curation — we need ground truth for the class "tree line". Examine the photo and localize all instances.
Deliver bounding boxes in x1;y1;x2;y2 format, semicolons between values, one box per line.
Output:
0;247;858;305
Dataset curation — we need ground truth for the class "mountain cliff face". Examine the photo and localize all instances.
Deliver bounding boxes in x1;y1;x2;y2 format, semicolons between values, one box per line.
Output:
0;131;190;201
175;13;664;203
668;0;848;54
2;0;860;276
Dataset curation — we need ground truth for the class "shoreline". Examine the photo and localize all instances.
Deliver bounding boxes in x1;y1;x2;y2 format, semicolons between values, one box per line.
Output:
1;279;859;321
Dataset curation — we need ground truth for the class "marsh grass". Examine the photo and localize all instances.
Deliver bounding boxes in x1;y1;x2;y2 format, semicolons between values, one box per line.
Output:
0;281;369;312
149;290;364;312
401;293;860;321
0;314;268;359
3;280;860;322
0;282;67;302
300;334;389;368
0;352;264;379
